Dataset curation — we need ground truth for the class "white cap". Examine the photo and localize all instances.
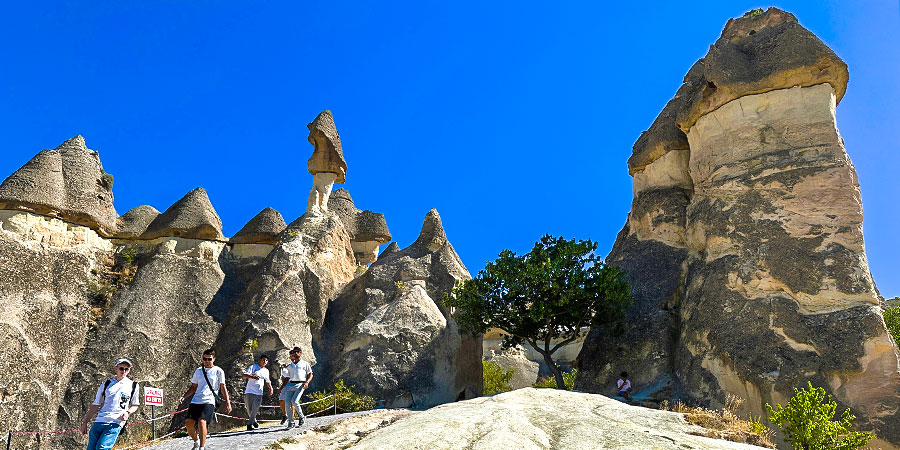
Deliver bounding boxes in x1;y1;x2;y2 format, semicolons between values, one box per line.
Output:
115;358;133;367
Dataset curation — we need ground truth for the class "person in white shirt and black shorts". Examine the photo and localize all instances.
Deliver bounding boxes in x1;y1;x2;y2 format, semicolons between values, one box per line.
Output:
179;349;232;450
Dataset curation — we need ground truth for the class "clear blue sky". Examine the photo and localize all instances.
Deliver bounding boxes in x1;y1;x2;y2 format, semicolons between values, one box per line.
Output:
2;1;898;297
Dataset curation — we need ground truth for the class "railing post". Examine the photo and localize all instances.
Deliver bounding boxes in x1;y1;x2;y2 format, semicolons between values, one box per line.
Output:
6;431;11;450
333;394;337;415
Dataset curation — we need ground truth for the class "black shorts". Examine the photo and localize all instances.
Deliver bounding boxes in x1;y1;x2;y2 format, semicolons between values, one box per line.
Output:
187;403;216;422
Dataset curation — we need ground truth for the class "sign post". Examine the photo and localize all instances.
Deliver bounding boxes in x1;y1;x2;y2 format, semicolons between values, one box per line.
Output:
144;387;164;440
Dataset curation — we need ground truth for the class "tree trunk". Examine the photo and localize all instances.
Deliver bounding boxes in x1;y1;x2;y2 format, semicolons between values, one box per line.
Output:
537;348;566;390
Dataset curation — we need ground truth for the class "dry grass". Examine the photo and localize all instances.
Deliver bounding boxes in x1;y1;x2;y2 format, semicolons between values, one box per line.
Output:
662;394;775;448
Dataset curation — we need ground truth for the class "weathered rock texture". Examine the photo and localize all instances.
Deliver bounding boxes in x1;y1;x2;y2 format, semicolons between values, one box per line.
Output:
484;348;539;389
0;132;480;448
321;209;481;407
114;205;160;239
0;136;117;236
141;187;225;241
328;189;392;265
230;207;286;245
353;388;767;450
577;8;900;447
307;110;347;183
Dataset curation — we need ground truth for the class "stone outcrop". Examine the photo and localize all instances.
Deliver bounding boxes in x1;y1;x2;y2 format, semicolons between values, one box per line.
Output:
306;110;347;214
230;207;286;245
577;8;900;447
353;388;768;450
321;209;481;407
141;187;225;241
328;189;392;265
114;205;160;239
0;136;117;236
215;212;357;378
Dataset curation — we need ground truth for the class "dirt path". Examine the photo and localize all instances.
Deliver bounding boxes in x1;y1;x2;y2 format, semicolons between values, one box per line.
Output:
143;411;378;450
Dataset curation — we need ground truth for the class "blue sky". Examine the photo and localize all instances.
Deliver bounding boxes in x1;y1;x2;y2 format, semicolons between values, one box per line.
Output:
1;1;898;297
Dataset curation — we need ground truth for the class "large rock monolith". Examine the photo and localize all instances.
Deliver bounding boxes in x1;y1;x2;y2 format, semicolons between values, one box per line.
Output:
577;8;900;447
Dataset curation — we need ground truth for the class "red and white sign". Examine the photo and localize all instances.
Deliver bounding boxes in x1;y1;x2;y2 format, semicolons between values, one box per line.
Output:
144;387;164;406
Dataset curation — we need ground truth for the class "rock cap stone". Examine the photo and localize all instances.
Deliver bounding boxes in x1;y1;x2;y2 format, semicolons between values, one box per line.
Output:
412;209;447;251
230;207;287;244
628;7;848;174
141;187;224;241
307;110;347;183
114;205;160;239
0;135;117;235
326;188;391;244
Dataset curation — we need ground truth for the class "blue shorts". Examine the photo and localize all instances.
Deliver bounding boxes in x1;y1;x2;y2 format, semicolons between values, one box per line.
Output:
618;390;628;396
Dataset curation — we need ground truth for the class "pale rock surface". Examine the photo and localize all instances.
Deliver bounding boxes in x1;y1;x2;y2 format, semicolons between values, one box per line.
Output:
577;8;900;447
141;187;225;241
0;136;117;235
114;205;159;239
321;209;481;407
353;388;767;450
214;212;357;381
327;188;391;265
307;110;346;214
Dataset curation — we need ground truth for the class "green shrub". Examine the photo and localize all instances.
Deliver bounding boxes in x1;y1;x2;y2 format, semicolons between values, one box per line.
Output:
533;368;577;390
884;302;900;347
766;381;873;450
483;359;513;395
305;380;375;416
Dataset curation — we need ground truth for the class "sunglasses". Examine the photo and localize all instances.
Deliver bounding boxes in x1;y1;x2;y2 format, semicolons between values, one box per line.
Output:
117;366;130;372
203;357;214;361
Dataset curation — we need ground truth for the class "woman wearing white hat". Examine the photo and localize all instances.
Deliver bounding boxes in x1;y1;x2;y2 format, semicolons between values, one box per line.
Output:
80;358;141;450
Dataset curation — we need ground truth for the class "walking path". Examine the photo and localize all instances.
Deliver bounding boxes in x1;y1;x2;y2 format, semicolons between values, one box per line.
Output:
143;411;375;450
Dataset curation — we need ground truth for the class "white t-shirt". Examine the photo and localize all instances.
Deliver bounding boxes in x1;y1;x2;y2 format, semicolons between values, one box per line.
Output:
92;378;140;425
617;379;631;392
244;364;270;395
191;366;226;405
285;360;313;382
280;367;289;379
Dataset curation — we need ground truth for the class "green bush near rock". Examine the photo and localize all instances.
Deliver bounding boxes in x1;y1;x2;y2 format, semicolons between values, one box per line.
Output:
483;359;514;395
765;381;873;450
305;380;375;416
884;301;900;347
533;368;577;390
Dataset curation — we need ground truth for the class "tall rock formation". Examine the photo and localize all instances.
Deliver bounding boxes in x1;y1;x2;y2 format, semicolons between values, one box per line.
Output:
577;8;900;447
321;209;482;407
328;188;392;265
0;136;117;236
306;110;347;214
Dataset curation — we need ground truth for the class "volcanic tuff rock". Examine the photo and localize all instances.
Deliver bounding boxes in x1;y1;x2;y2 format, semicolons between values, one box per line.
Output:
0;136;117;235
141;187;225;241
321;209;482;408
352;388;767;450
215;211;356;378
114;205;160;239
307;110;347;183
484;348;540;389
230;207;287;245
577;8;900;447
327;188;392;265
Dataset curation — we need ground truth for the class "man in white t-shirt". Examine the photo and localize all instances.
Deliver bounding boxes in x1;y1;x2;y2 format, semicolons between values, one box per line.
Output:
80;358;141;450
616;371;633;401
278;346;314;428
178;349;232;450
242;354;273;430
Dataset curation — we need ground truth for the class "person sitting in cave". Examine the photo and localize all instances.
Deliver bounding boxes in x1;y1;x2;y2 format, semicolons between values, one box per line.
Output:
617;371;633;401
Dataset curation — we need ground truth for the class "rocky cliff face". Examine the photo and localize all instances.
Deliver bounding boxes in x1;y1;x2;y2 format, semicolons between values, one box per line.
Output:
0;132;481;448
577;8;900;447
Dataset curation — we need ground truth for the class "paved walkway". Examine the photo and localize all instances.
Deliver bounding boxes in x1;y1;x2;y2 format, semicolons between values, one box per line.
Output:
144;411;375;450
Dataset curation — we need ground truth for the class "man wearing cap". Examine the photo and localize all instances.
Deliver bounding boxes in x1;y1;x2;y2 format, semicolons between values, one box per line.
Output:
80;358;141;450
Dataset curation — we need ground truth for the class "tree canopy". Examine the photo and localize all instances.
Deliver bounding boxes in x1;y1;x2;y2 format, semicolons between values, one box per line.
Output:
444;234;632;389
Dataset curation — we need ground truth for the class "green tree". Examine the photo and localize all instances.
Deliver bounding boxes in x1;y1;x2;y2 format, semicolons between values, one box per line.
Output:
482;359;514;395
884;300;900;347
765;381;873;450
444;235;632;389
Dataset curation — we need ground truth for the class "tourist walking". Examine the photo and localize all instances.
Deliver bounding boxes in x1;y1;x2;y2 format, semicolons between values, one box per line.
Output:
179;349;232;450
279;347;314;427
242;354;274;430
79;358;141;450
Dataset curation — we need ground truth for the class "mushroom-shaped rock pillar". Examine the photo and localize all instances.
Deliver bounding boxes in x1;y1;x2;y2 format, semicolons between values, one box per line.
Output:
326;188;391;265
306;110;347;214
